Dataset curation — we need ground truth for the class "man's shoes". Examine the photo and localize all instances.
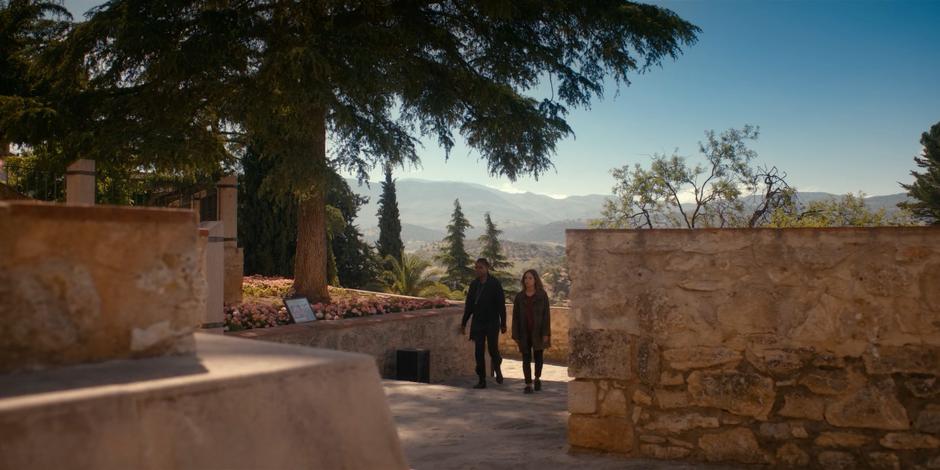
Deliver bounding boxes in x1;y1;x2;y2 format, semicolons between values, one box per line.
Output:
495;368;504;384
473;380;486;389
523;386;533;394
534;378;541;391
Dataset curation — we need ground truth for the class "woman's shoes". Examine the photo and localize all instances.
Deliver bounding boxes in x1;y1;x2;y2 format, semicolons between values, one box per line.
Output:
534;378;542;391
523;385;533;394
495;368;504;384
473;379;486;389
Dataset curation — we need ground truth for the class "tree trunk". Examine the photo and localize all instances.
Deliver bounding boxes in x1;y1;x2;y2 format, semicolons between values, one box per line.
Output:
292;111;331;304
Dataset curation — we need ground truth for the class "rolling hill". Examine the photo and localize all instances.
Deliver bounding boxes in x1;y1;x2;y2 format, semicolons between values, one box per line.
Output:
346;178;911;245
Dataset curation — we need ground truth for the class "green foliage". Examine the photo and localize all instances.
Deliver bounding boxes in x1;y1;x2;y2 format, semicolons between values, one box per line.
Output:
326;171;380;289
768;193;917;227
240;147;377;286
478;212;509;270
437;199;474;290
376;166;403;262
594;125;794;229
900;121;940;224
239;147;298;277
0;0;72;150
418;282;465;301
13;0;699;297
381;252;434;297
3;150;64;200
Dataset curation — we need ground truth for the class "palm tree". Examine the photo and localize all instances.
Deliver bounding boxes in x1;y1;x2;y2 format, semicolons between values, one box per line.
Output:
381;252;433;297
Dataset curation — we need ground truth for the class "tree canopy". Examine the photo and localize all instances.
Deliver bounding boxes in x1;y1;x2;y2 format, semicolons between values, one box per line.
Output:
4;0;699;301
900;121;940;223
594;125;794;229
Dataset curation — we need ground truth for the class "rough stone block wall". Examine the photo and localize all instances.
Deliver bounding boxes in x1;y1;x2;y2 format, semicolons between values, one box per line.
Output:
228;306;475;382
566;228;940;468
499;306;570;364
0;202;204;373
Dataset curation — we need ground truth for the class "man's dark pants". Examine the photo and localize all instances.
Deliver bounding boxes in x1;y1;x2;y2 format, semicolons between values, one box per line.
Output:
473;327;501;380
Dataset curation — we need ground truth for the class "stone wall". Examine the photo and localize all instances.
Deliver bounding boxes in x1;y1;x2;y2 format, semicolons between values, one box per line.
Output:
228;306;475;382
0;201;204;373
566;228;940;468
499;305;570;364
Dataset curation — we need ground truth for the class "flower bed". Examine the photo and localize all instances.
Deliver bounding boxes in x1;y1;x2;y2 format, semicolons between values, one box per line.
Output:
225;276;450;331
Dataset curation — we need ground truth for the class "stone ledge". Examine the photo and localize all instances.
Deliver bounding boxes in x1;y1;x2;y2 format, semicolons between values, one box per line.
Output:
0;201;203;373
230;306;464;336
228;306;475;383
0;333;407;470
0;200;196;224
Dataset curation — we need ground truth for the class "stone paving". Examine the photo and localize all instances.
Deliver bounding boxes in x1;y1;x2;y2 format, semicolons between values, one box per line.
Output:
384;359;735;470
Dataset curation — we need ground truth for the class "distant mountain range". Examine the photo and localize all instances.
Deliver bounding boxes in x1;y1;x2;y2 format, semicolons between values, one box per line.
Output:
345;178;911;245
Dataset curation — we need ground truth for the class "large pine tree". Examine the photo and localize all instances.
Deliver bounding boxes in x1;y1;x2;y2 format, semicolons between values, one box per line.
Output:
376;166;404;262
34;1;698;302
438;199;474;291
901;121;940;223
478;212;509;271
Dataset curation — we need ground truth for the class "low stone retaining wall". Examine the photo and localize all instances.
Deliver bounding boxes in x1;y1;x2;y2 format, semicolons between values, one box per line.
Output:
566;228;940;468
228;306;475;383
499;306;570;364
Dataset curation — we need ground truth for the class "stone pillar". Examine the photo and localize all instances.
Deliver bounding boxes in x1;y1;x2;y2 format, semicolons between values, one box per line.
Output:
217;175;243;304
0;143;9;183
65;159;95;205
199;221;225;334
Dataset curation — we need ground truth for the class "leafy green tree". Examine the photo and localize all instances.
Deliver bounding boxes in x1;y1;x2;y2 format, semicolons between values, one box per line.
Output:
376;166;403;262
768;193;916;227
53;0;698;302
438;199;474;290
239;147;298;277
240;149;377;286
0;0;72;156
900;121;940;223
478;212;509;270
381;252;433;297
326;171;379;289
594;125;794;229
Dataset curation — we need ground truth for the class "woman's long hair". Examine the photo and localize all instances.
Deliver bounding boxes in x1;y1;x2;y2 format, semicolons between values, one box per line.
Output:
520;269;546;294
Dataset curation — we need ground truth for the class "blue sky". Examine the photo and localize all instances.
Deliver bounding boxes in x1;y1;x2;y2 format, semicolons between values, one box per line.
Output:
64;0;940;198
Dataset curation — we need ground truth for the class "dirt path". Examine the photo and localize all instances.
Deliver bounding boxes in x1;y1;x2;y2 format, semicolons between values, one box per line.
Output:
384;359;734;470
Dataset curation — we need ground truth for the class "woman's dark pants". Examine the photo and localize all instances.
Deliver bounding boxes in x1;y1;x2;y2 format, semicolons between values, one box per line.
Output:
521;346;544;384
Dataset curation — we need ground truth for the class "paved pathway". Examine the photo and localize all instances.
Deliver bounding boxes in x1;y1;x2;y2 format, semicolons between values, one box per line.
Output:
384;359;734;470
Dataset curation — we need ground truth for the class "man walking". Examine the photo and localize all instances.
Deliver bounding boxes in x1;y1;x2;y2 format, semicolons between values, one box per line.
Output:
461;258;507;389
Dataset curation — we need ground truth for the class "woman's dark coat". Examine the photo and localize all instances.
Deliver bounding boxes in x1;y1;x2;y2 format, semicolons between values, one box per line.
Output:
511;290;551;351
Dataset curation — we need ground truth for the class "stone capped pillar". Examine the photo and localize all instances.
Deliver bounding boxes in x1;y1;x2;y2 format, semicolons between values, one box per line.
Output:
217;175;243;304
199;221;225;333
65;159;95;205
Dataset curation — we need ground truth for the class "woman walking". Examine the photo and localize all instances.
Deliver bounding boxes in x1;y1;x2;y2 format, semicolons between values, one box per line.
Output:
511;269;551;394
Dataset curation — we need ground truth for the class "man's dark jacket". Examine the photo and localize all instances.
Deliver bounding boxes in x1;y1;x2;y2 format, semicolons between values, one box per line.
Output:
462;275;507;339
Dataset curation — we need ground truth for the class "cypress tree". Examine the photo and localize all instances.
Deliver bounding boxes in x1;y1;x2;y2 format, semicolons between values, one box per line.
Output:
901;121;940;223
376;166;404;261
478;212;509;271
438;199;474;290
